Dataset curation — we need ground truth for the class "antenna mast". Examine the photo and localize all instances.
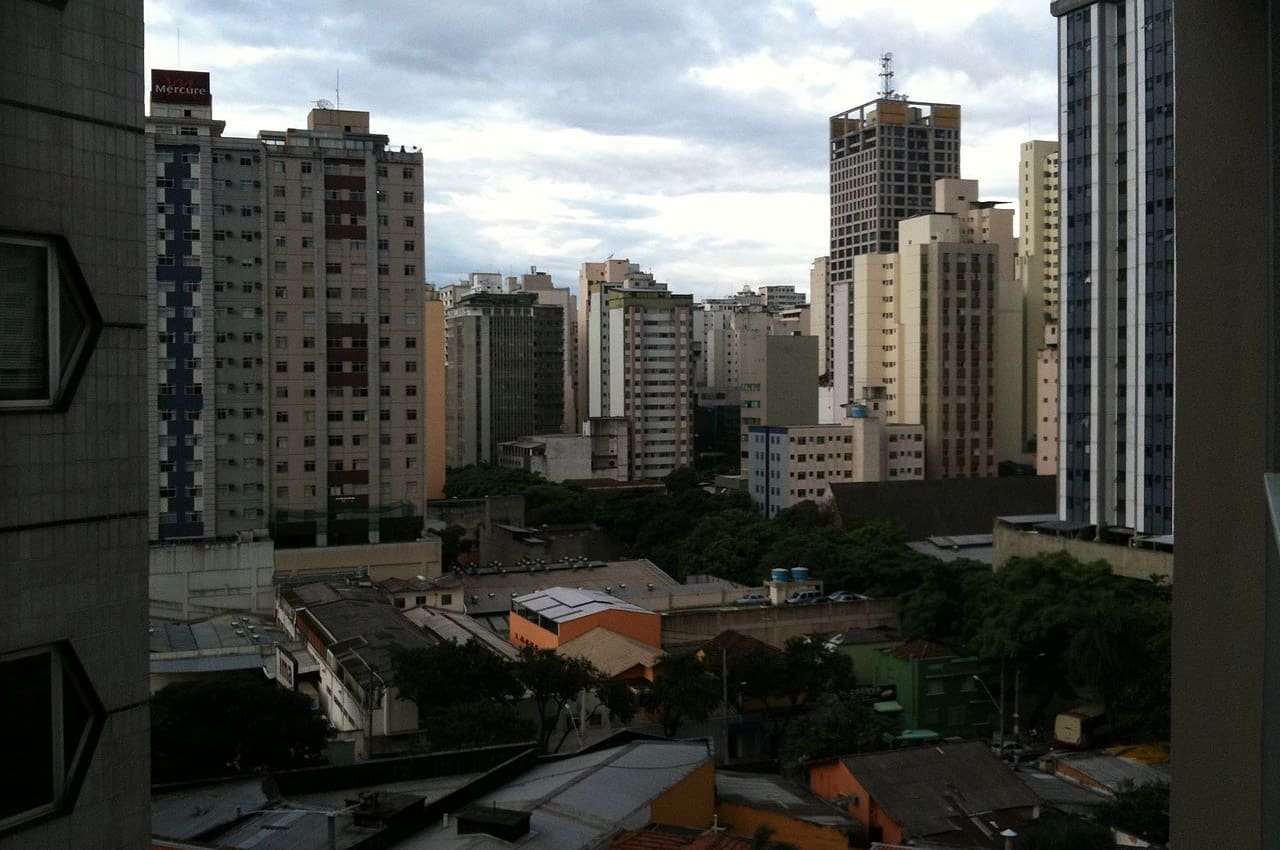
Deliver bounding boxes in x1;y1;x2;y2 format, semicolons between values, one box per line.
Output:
336;69;340;110
878;53;894;99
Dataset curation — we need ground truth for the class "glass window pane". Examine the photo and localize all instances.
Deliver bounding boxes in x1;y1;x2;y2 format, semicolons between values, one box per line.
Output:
0;242;50;400
0;652;54;819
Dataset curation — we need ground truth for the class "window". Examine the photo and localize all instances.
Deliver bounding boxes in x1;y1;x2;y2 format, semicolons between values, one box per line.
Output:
301;161;313;174
404;264;416;276
402;191;415;203
0;642;104;834
403;216;415;227
0;235;98;411
404;336;417;349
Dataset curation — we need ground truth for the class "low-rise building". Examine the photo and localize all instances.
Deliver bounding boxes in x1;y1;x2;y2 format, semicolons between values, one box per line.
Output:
497;417;631;482
747;413;924;516
715;771;860;850
275;581;433;756
871;640;989;738
509;587;661;650
808;741;1038;848
149;612;287;693
557;626;665;682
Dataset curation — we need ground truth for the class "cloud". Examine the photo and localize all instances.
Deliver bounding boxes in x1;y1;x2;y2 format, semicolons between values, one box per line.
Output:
143;0;1057;301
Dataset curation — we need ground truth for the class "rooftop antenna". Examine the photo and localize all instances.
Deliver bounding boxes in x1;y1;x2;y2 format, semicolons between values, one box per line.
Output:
878;52;909;101
335;69;340;110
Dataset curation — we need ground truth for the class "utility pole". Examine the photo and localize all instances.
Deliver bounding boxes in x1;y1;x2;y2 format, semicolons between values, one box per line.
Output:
1013;666;1021;741
721;647;730;763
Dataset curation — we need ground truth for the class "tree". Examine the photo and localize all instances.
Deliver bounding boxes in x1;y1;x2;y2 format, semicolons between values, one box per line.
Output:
642;651;722;737
151;678;330;782
1094;781;1169;846
1026;812;1114;850
737;637;857;742
512;646;602;752
390;641;521;714
778;704;898;771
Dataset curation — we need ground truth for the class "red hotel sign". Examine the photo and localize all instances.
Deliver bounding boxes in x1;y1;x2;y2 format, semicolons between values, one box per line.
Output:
151;69;211;106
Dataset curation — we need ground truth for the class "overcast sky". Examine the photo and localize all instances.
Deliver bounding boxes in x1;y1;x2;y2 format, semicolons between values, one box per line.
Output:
143;0;1058;300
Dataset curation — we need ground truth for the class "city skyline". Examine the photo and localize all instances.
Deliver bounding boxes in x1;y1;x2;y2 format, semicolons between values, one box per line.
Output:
142;0;1058;298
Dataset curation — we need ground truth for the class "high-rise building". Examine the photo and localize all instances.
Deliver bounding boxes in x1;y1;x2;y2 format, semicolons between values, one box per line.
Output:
1;1;150;846
828;97;961;405
810;256;832;378
445;292;564;467
1017;139;1061;475
838;179;1017;479
145;86;437;549
579;259;694;479
508;269;578;432
146;72;267;542
1053;0;1175;534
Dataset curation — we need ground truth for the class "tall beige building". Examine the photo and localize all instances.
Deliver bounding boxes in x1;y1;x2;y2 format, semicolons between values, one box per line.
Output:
840;179;1018;479
1016;140;1061;475
260;109;430;546
579;259;694;479
809;256;831;378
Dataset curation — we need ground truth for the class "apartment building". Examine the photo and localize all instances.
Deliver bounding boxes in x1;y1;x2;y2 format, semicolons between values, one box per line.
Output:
1;4;150;846
757;284;806;312
828;97;961;407
579;260;694;479
258;109;429;547
445;292;564;467
1053;0;1175;534
838;179;1019;479
1016;140;1061;475
810;257;832;378
147;74;267;542
508;269;578;432
747;412;924;516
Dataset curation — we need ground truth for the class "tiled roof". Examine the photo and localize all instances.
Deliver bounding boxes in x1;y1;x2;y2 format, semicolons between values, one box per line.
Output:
698;629;782;658
882;639;956;660
558;627;664;676
608;828;750;850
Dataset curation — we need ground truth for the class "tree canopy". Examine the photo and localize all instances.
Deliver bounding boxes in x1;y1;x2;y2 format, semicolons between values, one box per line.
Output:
778;703;900;772
151;677;330;782
642;651;723;737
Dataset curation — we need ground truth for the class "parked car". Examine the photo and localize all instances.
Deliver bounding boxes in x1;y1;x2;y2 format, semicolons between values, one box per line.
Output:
826;591;858;603
784;589;825;605
735;592;769;606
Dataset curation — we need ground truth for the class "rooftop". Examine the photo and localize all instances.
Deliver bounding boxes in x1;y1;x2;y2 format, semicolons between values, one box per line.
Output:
557;627;666;677
401;606;519;660
838;741;1038;841
608;827;749;850
827;625;902;647
512;586;656;625
715;771;858;831
437;559;678;616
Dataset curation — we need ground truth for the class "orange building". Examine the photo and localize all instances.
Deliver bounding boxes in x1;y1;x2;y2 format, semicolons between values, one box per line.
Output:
509;586;661;649
808;742;1037;847
714;770;859;850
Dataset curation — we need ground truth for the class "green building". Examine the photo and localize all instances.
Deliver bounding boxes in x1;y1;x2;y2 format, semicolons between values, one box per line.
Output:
871;640;991;739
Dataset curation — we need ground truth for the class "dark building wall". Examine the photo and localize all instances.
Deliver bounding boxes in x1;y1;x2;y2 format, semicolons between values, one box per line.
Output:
1171;1;1275;848
829;475;1057;539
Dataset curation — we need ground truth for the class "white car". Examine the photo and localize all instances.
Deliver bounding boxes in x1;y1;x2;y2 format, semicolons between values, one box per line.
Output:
735;592;769;606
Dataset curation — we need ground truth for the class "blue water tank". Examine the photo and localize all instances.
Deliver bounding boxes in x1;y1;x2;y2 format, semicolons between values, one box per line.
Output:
770;568;790;583
849;404;868;419
791;566;810;582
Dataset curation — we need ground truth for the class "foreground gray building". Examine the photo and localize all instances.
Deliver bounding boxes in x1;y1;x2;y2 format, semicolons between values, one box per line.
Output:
1054;0;1175;534
0;0;150;846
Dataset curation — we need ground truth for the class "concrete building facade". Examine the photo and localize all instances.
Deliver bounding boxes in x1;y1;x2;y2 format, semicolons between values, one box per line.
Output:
1018;140;1062;475
835;179;1018;479
747;413;924;516
1054;0;1175;534
508;269;578;432
580;260;694;479
0;2;150;846
445;292;564;467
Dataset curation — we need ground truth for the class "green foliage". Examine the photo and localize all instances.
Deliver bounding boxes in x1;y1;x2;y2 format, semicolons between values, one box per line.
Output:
151;677;330;782
642;651;723;737
1094;781;1170;846
423;702;537;750
1026;812;1115;850
738;637;857;718
778;703;899;771
900;552;1172;738
391;641;520;712
512;646;602;752
444;464;548;498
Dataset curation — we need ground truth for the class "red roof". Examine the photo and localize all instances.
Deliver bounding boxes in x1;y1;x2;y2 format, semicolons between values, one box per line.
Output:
882;639;956;660
608;829;751;850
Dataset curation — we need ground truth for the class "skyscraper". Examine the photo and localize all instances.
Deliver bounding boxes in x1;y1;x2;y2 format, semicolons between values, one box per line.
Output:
1017;140;1061;475
828;96;961;408
445;291;564;467
1054;0;1175;534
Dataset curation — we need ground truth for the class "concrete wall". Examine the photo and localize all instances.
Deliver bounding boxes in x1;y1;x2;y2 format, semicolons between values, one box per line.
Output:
660;598;899;648
992;523;1172;582
149;539;276;619
274;538;443;582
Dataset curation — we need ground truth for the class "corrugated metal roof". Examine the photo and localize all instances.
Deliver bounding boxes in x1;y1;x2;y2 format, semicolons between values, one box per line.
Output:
513;587;654;623
557;628;664;676
715;771;858;829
